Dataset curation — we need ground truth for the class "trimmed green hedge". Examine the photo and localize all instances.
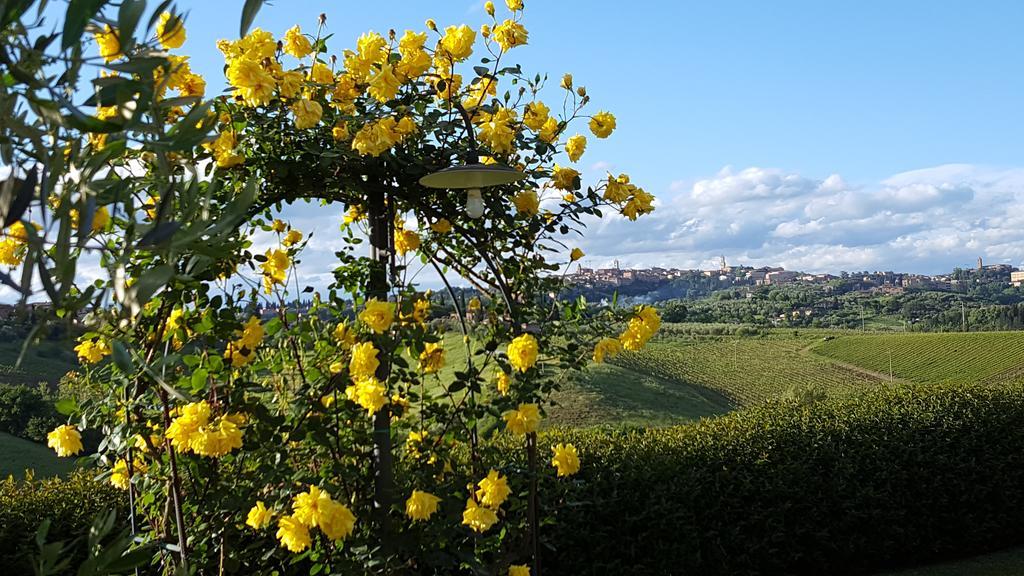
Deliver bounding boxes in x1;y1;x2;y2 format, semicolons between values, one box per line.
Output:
0;470;123;570
539;383;1024;575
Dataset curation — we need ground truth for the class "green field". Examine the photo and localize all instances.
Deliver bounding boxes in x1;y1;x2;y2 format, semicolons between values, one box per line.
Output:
0;432;78;478
814;332;1024;385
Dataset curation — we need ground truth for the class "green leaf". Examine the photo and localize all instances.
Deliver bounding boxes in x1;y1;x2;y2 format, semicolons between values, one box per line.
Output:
190;368;208;392
240;0;263;37
111;340;135;374
62;0;107;51
117;0;146;46
133;264;174;306
54;398;79;416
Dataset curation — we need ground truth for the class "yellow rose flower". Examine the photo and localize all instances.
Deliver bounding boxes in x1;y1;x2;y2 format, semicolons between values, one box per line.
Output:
368;62;401;103
418;342;445;374
570;247;584;262
475;470;511;508
503;403;541;435
291;98;323;129
246;501;274;529
75;338;111;364
359;299;395;333
260;248;290;293
560;73;572;90
509;566;531;576
276;515;311;552
283;25;313;58
462;498;498;533
565;134;586;162
439;24;476;61
47;424;83;457
492;19;528;51
523;101;550;131
589;111;616;138
350;341;381;381
406;489;442;521
156;12;186;49
551;165;580;191
319;498;356;541
496;370;511;396
506;0;524;11
551;443;581;476
332;123;350;141
271;219;287;233
283;229;303;247
394;228;421;256
538;117;560;143
345;378;388;415
477;106;518;153
93;25;121;62
506;333;538;372
206;131;244;168
512;190;539;216
592;337;622;363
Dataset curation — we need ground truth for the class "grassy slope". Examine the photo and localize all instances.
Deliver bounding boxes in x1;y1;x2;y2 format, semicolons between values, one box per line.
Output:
813;332;1024;385
0;339;77;388
609;331;885;406
0;432;77;478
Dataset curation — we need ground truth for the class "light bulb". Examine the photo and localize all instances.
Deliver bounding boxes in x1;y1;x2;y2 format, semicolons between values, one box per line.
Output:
465;188;484;219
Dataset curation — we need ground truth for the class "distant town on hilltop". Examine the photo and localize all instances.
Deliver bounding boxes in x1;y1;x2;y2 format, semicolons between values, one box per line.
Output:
569;256;1024;292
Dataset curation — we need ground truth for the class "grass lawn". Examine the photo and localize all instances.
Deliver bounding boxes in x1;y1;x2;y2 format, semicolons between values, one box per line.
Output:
0;431;78;478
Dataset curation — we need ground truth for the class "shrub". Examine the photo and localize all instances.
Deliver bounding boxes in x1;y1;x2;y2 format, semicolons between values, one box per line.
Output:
0;384;60;442
539;382;1024;575
0;470;123;570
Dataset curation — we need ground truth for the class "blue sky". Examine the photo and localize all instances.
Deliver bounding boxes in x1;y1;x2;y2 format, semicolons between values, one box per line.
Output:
64;1;1024;283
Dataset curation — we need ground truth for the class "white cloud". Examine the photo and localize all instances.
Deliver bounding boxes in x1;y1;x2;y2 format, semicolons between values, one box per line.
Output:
572;163;1024;274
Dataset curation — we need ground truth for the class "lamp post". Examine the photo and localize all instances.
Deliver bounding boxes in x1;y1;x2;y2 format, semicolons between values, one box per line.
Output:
366;103;526;554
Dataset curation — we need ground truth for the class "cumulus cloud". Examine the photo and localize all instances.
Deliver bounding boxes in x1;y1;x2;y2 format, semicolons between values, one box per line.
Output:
573;163;1024;274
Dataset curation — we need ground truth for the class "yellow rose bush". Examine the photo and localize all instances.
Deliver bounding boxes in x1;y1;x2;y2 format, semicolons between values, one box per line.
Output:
3;1;662;573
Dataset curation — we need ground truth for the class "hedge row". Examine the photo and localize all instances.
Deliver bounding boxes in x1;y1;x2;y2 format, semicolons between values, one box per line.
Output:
0;470;124;570
538;382;1024;575
6;383;1024;574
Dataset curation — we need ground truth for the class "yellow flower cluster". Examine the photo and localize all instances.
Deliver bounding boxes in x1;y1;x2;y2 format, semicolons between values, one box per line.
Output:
603;173;655;221
165;400;244;457
551;443;580;476
345;377;388;415
406;489;442;521
224;316;264;367
75;337;111;364
349;341;380;380
503;403;541;435
462;469;510;533
47;424;83;457
506;333;538;372
477;107;518;153
351;116;417;157
206;131;244;168
287;485;357;545
219;28;278;106
0;222;32;266
619;306;661;352
260;248;291;293
592;337;622;363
